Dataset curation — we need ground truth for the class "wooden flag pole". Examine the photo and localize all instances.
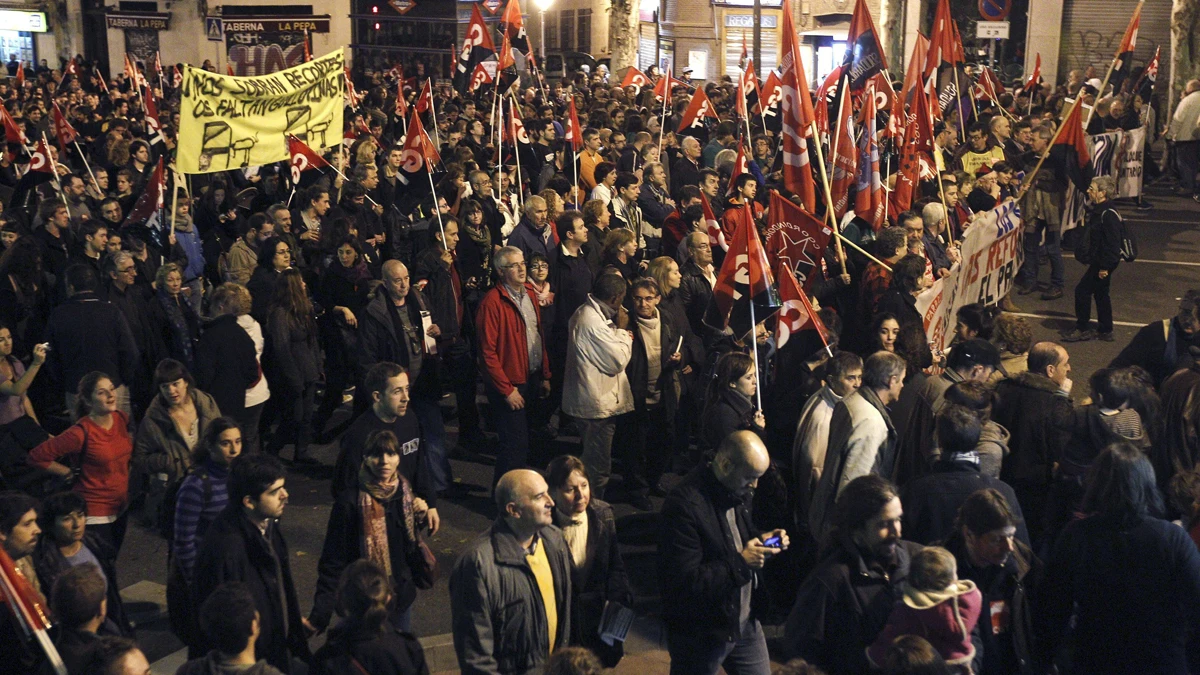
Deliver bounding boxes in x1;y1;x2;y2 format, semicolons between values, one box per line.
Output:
658;70;671;155
427;78;441;150
807;119;848;276
170;179;180;235
1016;93;1083;202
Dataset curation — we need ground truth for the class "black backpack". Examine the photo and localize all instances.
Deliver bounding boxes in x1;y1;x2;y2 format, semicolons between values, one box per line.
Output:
157;467;212;540
1116;212;1138;262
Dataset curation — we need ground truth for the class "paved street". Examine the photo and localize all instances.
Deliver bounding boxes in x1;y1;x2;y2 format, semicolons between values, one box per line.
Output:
111;180;1198;673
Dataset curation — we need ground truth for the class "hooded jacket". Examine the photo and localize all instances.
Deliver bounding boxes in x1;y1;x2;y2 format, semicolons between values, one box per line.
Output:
992;371;1073;489
175;652;285;675
562;295;634;420
131;388;223;496
867;579;982;667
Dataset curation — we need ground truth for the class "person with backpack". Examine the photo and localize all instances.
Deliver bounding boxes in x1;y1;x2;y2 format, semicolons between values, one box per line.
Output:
1063;176;1126;343
170;417;241;655
131;359;223;531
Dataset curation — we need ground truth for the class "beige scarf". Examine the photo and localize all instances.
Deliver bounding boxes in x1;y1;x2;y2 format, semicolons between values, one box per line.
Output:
358;465;401;577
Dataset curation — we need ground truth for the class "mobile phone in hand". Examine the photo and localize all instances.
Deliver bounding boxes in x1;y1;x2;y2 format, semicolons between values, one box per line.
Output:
762;535;782;548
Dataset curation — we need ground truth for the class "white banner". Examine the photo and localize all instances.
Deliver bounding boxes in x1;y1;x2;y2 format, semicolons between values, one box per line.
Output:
916;200;1024;354
1062;126;1145;232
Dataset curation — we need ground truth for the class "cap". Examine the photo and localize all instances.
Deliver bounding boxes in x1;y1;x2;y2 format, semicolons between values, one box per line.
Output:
947;338;1002;371
682;67;695;75
974;164;993;177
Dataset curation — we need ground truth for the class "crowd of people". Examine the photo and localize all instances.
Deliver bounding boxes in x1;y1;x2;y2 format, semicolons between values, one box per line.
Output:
0;42;1199;675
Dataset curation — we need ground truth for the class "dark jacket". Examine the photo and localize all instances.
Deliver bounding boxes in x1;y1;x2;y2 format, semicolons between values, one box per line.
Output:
552;500;631;667
875;288;923;330
637;183;675;228
676;261;715;339
900;459;1030;547
358;285;440;397
703;387;764;451
1080;203;1123;271
312;622;428;675
992;372;1073;490
247;267;282;324
132;389;223;497
175;651;285;675
50;626;102;675
44;291;139;392
33;532;133;638
670;156;702;201
193;507;312;673
1159;363;1200;492
449;519;572;675
311;489;418;631
784;535;923;675
1110;317;1199;387
195;314;259;421
547;245;594;344
943;531;1036;675
626;308;689;417
506;218;555;264
1035;513;1200;675
265;308;321;392
412;248;463;345
658;465;765;645
331;408;434;506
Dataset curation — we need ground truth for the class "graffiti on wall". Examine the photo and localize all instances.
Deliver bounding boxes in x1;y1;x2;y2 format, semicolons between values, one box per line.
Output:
226;30;307;77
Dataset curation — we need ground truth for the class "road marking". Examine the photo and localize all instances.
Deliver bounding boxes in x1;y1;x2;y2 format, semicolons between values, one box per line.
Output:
1124;218;1199;225
1130;258;1200;267
1010;312;1144;328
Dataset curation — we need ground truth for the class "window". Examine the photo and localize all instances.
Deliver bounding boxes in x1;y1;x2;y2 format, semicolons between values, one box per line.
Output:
560;9;574;52
545;11;558;50
577;9;591;53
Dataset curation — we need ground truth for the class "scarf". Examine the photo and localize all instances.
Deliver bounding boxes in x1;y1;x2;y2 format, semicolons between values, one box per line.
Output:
158;288;194;367
462;220;492;271
531;280;554;307
358;465;401;577
330;259;371;287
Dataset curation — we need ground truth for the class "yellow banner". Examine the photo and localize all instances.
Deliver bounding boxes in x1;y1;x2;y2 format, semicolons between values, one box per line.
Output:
177;49;344;174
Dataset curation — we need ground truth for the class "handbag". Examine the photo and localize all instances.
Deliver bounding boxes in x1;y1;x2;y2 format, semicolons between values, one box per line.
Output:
399;474;439;589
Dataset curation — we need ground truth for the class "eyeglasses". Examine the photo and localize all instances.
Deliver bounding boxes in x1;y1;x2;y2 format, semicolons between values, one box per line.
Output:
117;266;135;273
501;261;527;269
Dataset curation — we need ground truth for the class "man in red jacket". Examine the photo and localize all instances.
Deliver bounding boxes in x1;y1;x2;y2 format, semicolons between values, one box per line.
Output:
476;246;552;488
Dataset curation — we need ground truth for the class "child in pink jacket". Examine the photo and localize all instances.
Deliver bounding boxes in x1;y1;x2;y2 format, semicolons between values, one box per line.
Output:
867;546;982;672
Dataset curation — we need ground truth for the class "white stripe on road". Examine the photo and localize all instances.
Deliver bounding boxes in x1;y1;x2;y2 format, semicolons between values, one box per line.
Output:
1124;218;1200;225
1126;258;1200;267
1009;312;1144;328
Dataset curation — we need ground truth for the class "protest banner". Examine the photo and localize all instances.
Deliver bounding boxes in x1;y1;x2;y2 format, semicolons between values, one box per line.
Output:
1061;126;1145;232
915;199;1023;354
177;49;344;174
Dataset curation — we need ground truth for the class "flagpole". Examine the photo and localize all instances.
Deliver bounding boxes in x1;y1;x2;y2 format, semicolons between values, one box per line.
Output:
508;92;526;211
797;286;832;358
1088;0;1144;126
658;69;671;156
1016;92;1084;202
170;179;179;235
427;78;441;150
72;140;99;194
42;133;69;211
807;120;848;276
747;294;763;412
426;161;446;246
883;150;891;223
951;67;969;137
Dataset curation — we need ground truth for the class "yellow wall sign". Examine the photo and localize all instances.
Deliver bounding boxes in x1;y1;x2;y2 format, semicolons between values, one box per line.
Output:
178;49;344;174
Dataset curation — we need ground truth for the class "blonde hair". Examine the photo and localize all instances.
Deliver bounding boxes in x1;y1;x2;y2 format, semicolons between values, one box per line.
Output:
647;256;679;297
603;228;636;259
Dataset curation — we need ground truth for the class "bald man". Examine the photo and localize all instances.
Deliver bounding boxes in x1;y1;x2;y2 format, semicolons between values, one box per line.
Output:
450;469;572;674
358;259;453;493
658;431;788;674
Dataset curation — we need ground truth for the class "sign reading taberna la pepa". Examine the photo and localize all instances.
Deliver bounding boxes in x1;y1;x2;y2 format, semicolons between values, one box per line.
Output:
105;12;171;30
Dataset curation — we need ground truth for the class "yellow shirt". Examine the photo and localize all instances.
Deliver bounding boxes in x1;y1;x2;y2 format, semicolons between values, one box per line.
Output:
526;537;558;654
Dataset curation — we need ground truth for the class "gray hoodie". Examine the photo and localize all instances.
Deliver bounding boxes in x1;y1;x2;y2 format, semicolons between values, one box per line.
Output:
174;652;285;675
976;420;1011;479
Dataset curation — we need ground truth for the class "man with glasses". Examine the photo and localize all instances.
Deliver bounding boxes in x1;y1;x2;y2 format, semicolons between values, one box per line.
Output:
957;121;1006;177
476;247;551;487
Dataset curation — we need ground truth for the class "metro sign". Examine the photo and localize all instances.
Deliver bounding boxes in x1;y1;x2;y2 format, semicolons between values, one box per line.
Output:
389;0;416;14
483;0;502;13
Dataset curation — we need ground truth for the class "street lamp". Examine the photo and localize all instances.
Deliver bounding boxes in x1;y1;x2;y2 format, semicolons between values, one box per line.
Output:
533;0;553;61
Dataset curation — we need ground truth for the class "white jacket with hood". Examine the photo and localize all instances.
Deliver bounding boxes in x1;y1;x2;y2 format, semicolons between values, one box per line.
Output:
562;295;635;420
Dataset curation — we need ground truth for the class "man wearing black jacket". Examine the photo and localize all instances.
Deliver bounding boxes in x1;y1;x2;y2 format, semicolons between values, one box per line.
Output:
1063;175;1124;343
193;454;313;674
658;431;786;675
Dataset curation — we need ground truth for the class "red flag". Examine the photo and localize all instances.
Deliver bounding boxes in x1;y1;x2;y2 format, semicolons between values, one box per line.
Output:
0;105;28;146
122;158;165;228
153;52;163;87
739;32;749;70
51;104;77;150
892;81;934;214
287;134;332;185
172;65;182;89
620;67;650;93
395;79;408;119
415;79;433;114
1023;53;1041;95
889;34;929;142
454;3;496;92
27;137;54;174
397;111;441;187
974;66;1005;101
468;62;493;92
1052;99;1092;192
1113;4;1141;70
14;62;24;89
500;0;530;54
97;71;110;95
0;545;56;663
564;98;583;152
814;65;843;137
702;191;726;251
677;87;719;133
855;80;885;230
776;260;814;350
303;29;313;63
829;73;857;221
779;0;817;212
125;53;147;87
737;59;760;117
843;0;888;93
725;140;750;198
766;191;832;290
1135;46;1160;98
756;71;782;115
704;203;780;337
144;89;164;145
227;63;235;76
653;71;684;101
64;57;78;77
345;66;363;108
923;0;959;80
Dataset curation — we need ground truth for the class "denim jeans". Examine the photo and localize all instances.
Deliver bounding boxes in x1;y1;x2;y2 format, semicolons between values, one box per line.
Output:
578;416;618;498
411;395;450;493
668;619;771;675
486;378;535;487
1019;222;1064;290
1075;264;1114;333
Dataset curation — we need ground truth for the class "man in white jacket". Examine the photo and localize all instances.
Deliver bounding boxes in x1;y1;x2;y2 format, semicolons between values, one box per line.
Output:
808;351;905;541
792;352;863;533
1170;79;1200;201
562;273;634;498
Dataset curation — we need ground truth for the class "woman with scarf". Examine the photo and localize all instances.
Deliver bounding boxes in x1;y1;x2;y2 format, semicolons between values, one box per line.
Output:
455;200;492;304
310;430;430;636
314;236;372;440
150;263;201;371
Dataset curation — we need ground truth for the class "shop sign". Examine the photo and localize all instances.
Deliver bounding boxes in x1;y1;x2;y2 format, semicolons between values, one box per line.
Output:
106;13;171;30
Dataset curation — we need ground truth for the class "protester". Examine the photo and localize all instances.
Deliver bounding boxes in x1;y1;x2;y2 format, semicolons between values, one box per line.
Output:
176;582;286;675
49;563;111;673
263;268;320;463
1063;175;1124;343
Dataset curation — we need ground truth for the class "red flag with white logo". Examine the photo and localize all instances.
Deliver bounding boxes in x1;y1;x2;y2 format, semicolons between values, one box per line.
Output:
766;190;832;291
51;104;77;151
415;79;433;114
564;98;583;152
703;204;780;338
469;62;493;93
702;191;726;252
621;67;650;94
779;0;817;212
1;105;28;146
775;258;831;351
829;72;857;221
396;79;408;119
1023;53;1041;95
122;158;165;228
855;81;885;230
287;134;332;186
677;87;719;134
725;140;750;198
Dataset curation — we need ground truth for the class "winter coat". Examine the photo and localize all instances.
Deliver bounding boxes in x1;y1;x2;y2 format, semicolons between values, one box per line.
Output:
195;314;259;422
626;308;688;417
44;291;139;391
247;267;282;324
792;385;844;530
1036;513;1200;675
358;285;440;398
892;368;964;485
552;500;631;667
1110;317;1200;387
33;531;133;637
809;387;897;540
412;247;463;345
193;507;312;673
867;579;982;667
561;295;634;420
943;531;1037;675
658;465;767;646
449;519;572;675
311;489;419;631
1159;362;1200;492
311;622;429;675
175;652;285;675
226;239;258;285
132;388;223;492
475;282;551;396
900;459;1030;547
1079;203;1123;271
702;387;765;451
506;218;555;265
992;371;1073;491
265;308;321;392
547;245;594;344
977;421;1011;479
785;533;923;675
676;261;715;338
